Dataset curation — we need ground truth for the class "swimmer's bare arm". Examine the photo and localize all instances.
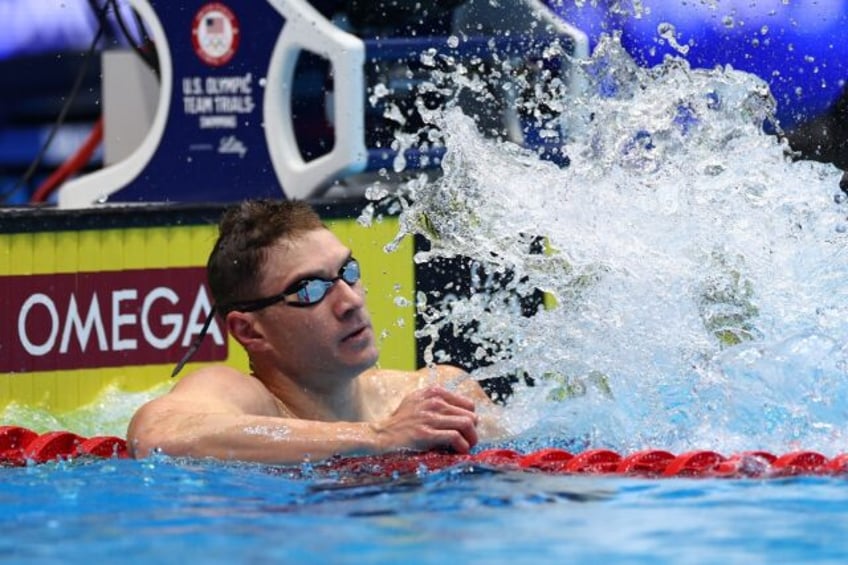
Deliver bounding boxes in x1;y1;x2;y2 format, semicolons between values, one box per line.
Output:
126;366;480;464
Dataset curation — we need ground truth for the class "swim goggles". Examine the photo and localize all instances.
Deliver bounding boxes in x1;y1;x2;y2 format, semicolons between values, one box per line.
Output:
172;258;361;377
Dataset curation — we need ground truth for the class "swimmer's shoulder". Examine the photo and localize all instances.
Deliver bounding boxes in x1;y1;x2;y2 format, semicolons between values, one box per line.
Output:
167;364;283;416
171;364;255;394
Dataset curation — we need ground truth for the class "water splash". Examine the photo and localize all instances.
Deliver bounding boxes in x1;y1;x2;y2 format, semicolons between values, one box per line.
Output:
369;34;848;455
1;383;170;437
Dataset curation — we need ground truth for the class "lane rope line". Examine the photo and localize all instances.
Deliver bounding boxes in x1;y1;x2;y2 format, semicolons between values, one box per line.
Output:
3;425;845;478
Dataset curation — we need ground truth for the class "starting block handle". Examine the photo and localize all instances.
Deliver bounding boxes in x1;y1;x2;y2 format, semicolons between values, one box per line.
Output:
57;0;174;208
264;0;367;200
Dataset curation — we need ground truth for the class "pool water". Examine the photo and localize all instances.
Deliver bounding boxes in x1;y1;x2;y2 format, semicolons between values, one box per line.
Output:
3;6;848;564
2;456;848;563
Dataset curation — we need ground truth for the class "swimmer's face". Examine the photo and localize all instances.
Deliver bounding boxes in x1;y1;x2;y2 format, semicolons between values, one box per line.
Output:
247;228;378;385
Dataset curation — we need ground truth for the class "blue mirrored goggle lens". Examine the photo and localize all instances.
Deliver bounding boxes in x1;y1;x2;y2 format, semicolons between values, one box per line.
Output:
296;279;333;304
341;258;360;285
290;259;361;306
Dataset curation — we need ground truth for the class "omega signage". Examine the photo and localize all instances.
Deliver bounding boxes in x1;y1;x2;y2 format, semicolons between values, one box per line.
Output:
1;268;227;373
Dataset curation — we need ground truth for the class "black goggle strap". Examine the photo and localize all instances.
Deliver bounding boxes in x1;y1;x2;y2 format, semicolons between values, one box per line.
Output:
171;306;217;378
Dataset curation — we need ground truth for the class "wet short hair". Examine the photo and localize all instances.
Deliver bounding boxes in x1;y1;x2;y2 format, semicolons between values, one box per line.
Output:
207;199;326;312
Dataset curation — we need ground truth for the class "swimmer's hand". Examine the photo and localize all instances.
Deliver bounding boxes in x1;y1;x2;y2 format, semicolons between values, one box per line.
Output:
370;386;479;454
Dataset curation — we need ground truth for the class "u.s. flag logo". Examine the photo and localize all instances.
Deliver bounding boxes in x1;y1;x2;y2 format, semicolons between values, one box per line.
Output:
191;2;240;67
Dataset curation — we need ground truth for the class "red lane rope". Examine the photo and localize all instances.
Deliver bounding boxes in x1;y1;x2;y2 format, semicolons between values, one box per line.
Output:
4;425;847;478
0;426;127;465
324;446;848;479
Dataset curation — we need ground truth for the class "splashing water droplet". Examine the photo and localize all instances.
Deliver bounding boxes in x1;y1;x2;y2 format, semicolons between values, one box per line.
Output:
657;22;690;56
420;48;438;67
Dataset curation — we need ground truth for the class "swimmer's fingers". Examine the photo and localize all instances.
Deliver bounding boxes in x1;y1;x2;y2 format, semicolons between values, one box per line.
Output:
411;392;478;453
373;386;480;454
427;414;479;453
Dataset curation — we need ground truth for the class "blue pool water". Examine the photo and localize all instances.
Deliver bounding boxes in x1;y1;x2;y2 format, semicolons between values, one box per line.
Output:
2;457;848;563
3;5;848;564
